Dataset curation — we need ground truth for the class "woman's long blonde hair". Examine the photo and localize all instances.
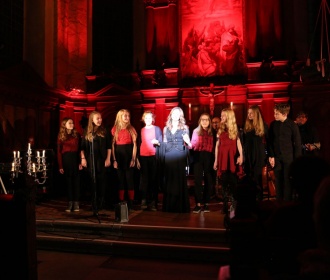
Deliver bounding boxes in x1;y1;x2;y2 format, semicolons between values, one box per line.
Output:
165;107;186;130
218;108;238;140
58;117;79;141
112;109;137;142
244;105;265;137
85;111;107;141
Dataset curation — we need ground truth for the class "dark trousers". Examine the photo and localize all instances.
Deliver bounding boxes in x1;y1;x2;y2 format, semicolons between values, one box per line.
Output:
115;144;135;193
193;151;213;205
274;159;292;201
117;168;135;191
139;156;158;204
62;152;80;201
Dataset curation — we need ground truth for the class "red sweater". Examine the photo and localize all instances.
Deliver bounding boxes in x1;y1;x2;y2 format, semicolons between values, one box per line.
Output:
57;135;80;169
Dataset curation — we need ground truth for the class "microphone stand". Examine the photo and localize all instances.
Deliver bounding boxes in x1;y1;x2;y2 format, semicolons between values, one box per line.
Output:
90;132;100;223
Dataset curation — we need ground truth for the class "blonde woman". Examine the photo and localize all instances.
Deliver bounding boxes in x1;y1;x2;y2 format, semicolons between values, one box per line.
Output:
162;107;191;213
111;109;137;210
213;108;243;214
57;117;82;212
243;105;268;201
81;111;112;214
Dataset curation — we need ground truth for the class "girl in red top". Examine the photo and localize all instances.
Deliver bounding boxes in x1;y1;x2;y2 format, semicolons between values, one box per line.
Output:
191;113;214;213
57;117;82;212
213;108;243;214
111;109;137;210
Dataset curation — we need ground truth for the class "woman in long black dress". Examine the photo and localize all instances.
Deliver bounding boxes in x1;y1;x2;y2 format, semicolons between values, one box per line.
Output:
161;107;192;213
243;105;268;201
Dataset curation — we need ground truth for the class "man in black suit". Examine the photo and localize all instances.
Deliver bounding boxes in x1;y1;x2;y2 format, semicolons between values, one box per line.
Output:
268;103;301;201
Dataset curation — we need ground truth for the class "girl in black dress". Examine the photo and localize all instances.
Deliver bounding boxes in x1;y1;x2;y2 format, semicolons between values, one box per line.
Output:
161;107;192;213
81;111;112;213
243;105;268;201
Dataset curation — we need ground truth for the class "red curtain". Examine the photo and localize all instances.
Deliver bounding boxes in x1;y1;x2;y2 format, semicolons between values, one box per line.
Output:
145;6;154;53
154;7;169;48
167;4;177;63
245;0;282;59
145;4;178;66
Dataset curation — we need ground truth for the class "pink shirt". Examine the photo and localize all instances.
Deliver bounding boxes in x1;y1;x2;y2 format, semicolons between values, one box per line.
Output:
140;126;156;156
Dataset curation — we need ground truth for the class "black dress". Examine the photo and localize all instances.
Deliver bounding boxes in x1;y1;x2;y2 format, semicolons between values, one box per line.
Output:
162;128;190;213
243;125;268;183
81;130;112;209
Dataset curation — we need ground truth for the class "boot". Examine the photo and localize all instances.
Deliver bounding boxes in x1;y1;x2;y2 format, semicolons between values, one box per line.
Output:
65;201;73;212
128;200;135;212
73;201;80;212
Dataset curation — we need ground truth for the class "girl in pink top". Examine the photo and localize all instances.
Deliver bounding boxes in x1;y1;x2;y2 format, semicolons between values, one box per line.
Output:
136;111;162;211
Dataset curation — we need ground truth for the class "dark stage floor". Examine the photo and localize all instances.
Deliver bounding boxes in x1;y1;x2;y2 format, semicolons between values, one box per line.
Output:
35;195;227;280
37;250;222;280
35;195;226;228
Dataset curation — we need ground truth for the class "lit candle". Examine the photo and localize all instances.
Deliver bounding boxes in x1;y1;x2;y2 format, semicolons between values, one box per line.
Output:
28;143;31;150
188;103;191;121
42;150;45;157
13;151;16;158
37;151;40;158
17;151;20;158
32;163;36;173
230;102;233;109
11;162;15;171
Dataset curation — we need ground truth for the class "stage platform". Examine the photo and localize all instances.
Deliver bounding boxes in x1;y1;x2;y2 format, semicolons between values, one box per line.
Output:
36;197;231;264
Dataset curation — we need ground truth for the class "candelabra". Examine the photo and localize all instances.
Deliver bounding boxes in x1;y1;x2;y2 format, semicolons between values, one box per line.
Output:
11;143;48;185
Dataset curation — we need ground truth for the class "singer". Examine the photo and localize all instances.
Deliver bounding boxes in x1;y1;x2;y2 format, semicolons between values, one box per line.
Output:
161;107;192;213
57;117;82;212
111;109;137;211
81;111;112;215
